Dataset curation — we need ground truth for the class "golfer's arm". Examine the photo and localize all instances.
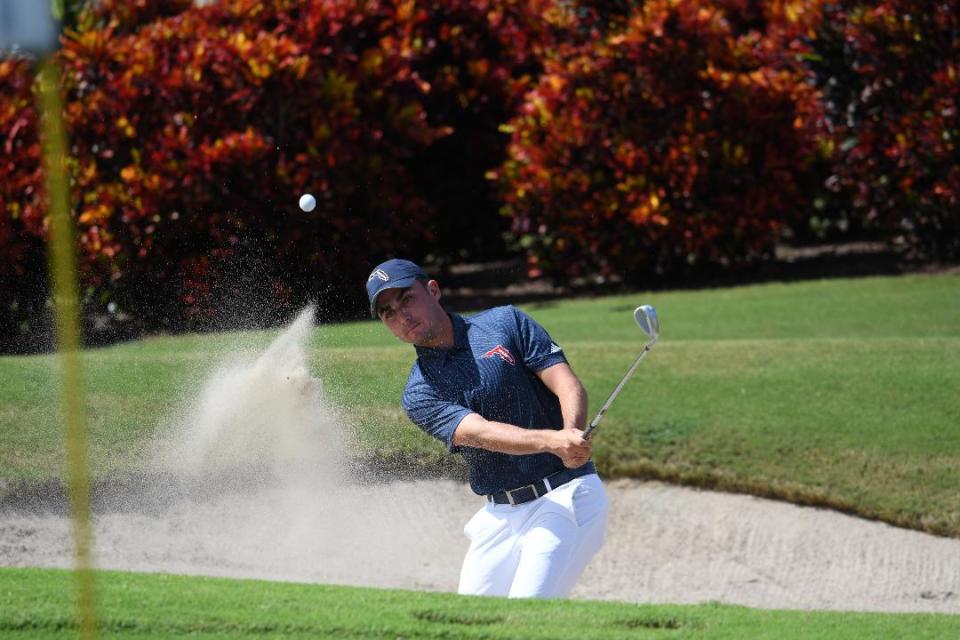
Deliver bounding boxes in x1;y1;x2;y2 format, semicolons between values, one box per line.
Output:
537;362;588;432
451;414;560;454
449;362;589;453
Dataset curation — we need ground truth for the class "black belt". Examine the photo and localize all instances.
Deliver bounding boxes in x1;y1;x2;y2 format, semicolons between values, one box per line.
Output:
486;462;596;506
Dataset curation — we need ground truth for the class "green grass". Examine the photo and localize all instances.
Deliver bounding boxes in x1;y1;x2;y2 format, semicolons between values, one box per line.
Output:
1;567;957;639
1;274;959;536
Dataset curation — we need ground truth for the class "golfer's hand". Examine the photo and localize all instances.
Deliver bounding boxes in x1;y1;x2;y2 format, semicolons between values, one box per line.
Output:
550;428;592;469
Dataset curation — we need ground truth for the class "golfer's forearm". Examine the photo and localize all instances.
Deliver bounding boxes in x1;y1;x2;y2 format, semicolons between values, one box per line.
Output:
538;363;588;431
452;414;557;455
557;379;588;432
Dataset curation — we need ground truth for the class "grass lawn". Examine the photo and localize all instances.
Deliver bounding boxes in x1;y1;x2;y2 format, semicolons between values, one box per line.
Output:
1;567;957;639
1;273;958;535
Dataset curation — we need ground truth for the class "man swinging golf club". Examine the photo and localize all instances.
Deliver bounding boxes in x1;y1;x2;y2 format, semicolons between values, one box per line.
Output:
366;258;608;598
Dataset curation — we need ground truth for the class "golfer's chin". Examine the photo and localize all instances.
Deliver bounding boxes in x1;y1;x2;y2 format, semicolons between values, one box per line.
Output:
409;325;445;347
403;323;426;344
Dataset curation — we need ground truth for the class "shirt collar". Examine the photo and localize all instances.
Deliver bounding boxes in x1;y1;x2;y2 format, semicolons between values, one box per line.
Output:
415;313;469;359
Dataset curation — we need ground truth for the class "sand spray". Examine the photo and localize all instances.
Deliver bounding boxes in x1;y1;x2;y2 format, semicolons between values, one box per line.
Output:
156;306;344;490
0;306;471;588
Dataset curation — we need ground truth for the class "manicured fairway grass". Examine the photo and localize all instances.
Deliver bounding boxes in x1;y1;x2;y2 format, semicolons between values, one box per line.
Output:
1;567;957;639
1;274;958;536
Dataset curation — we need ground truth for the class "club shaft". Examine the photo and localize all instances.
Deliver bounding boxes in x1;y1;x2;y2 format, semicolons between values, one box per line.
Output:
583;339;656;438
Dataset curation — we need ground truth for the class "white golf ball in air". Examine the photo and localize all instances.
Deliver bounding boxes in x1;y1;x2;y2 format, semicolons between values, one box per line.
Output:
299;193;316;212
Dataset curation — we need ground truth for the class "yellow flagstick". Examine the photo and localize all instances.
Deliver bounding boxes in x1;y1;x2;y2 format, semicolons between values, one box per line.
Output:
37;56;97;640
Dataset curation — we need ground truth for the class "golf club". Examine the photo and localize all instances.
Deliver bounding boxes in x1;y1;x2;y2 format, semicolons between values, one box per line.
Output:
582;305;659;439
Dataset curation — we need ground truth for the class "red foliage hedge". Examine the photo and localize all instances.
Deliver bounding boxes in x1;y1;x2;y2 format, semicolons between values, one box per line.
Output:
57;0;453;329
495;0;829;281
0;0;956;346
0;57;49;349
498;0;958;281
1;0;561;339
810;0;959;257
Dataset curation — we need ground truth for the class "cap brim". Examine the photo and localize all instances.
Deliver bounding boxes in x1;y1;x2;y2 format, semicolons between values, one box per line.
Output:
369;276;420;318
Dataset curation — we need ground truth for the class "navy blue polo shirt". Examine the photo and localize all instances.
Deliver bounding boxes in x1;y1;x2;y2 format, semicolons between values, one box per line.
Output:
402;305;575;495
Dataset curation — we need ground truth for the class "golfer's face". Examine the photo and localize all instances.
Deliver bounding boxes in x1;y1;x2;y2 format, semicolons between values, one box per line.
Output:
377;281;442;345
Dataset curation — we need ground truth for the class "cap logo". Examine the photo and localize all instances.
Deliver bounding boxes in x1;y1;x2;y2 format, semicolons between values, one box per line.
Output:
368;268;390;283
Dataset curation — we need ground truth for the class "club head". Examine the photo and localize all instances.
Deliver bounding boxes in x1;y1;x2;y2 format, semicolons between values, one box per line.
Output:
634;305;659;343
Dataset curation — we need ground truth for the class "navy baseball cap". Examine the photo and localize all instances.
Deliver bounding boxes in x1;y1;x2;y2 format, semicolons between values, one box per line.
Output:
365;258;429;318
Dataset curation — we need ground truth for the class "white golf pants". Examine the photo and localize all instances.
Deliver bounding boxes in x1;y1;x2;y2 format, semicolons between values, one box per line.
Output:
457;473;608;598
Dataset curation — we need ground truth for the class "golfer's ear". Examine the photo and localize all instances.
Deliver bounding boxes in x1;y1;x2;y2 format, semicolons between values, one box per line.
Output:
426;279;442;300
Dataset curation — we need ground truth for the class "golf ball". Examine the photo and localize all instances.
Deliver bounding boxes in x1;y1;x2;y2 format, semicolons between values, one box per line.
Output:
299;193;316;212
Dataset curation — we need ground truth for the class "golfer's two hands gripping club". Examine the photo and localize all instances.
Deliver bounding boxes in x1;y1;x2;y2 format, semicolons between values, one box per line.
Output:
550;427;595;468
582;305;660;440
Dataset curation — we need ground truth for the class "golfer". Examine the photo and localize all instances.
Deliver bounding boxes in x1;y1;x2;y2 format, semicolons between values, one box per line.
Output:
366;258;608;598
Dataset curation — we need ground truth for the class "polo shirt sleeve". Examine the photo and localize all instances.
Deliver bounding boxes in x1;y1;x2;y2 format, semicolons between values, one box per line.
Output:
402;369;472;452
513;307;568;372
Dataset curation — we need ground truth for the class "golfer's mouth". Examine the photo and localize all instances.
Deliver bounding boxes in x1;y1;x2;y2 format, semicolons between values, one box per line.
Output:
404;321;421;336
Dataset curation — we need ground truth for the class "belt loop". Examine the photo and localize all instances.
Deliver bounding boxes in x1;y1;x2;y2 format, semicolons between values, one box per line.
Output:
507;490;516;506
543;477;552;492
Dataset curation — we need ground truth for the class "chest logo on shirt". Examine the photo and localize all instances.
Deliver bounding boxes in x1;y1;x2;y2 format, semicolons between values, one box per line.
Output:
482;344;516;366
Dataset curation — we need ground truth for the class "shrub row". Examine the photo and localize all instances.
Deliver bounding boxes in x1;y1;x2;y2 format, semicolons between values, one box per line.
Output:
497;0;958;282
0;0;956;347
3;0;550;342
495;0;828;281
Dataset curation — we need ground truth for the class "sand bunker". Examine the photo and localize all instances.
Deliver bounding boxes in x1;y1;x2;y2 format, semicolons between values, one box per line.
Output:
2;477;959;614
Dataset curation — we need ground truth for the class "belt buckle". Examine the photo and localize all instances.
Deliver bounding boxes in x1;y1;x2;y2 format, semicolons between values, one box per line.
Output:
506;481;540;506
